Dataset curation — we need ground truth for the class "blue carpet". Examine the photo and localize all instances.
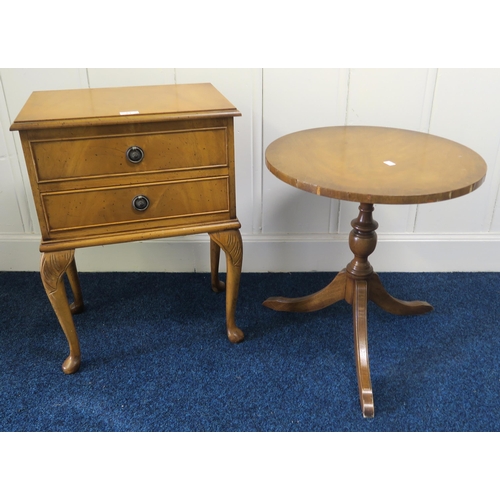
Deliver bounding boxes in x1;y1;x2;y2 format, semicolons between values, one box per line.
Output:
1;271;499;431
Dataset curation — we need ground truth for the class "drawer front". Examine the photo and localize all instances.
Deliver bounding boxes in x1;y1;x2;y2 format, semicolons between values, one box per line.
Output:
41;177;230;235
32;128;227;181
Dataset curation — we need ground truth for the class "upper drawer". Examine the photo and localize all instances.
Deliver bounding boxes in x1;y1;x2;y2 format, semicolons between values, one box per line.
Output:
31;127;228;182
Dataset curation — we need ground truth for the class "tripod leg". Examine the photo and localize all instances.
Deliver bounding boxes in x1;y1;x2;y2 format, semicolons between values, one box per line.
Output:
263;270;347;313
368;273;433;315
352;280;374;418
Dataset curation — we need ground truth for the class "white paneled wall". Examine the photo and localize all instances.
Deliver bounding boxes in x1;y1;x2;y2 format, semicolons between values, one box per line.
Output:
262;69;343;235
1;68;500;272
417;69;500;234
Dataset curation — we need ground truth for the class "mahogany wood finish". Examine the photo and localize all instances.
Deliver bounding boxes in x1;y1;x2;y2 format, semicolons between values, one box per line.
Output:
11;83;244;374
263;126;487;417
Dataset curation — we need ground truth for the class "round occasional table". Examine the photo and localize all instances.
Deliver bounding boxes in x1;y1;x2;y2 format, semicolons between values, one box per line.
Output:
263;126;487;418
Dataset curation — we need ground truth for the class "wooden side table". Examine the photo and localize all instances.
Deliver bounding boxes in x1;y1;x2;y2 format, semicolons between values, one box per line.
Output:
263;126;487;417
10;83;244;374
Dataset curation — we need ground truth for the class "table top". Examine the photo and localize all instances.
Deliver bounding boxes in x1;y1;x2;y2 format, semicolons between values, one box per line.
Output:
10;83;240;130
265;126;487;204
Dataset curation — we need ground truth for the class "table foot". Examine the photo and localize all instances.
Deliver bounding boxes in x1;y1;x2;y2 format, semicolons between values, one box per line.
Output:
41;250;82;374
263;270;347;312
210;230;244;343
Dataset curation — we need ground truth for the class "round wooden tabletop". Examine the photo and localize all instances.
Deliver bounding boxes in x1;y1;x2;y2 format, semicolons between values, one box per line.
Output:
265;126;487;204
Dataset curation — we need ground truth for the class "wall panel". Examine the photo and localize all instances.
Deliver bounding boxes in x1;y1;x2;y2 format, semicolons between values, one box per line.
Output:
1;68;500;272
0;79;25;233
261;69;344;234
0;124;24;233
87;68;175;88
1;68;88;120
0;68;89;236
415;69;500;234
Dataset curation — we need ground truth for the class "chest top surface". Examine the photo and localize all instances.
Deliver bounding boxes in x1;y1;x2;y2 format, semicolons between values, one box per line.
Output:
10;83;240;130
265;126;487;205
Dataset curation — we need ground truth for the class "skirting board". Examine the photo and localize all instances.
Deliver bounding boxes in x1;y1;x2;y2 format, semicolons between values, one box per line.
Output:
1;234;500;273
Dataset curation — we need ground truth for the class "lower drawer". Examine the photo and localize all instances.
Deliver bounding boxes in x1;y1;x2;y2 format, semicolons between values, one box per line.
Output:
41;176;229;236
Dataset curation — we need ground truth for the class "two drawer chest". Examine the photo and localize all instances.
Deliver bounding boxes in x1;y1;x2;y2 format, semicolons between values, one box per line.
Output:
10;83;244;374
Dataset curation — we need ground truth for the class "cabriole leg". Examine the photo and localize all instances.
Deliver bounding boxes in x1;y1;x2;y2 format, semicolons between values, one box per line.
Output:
209;230;244;343
40;250;81;374
210;237;226;292
65;256;85;314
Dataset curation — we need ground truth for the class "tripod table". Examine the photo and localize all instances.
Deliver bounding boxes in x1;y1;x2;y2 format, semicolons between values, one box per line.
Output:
263;126;487;417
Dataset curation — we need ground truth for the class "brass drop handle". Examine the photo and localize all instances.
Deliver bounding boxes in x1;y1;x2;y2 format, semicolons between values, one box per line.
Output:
126;146;144;164
132;195;150;211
